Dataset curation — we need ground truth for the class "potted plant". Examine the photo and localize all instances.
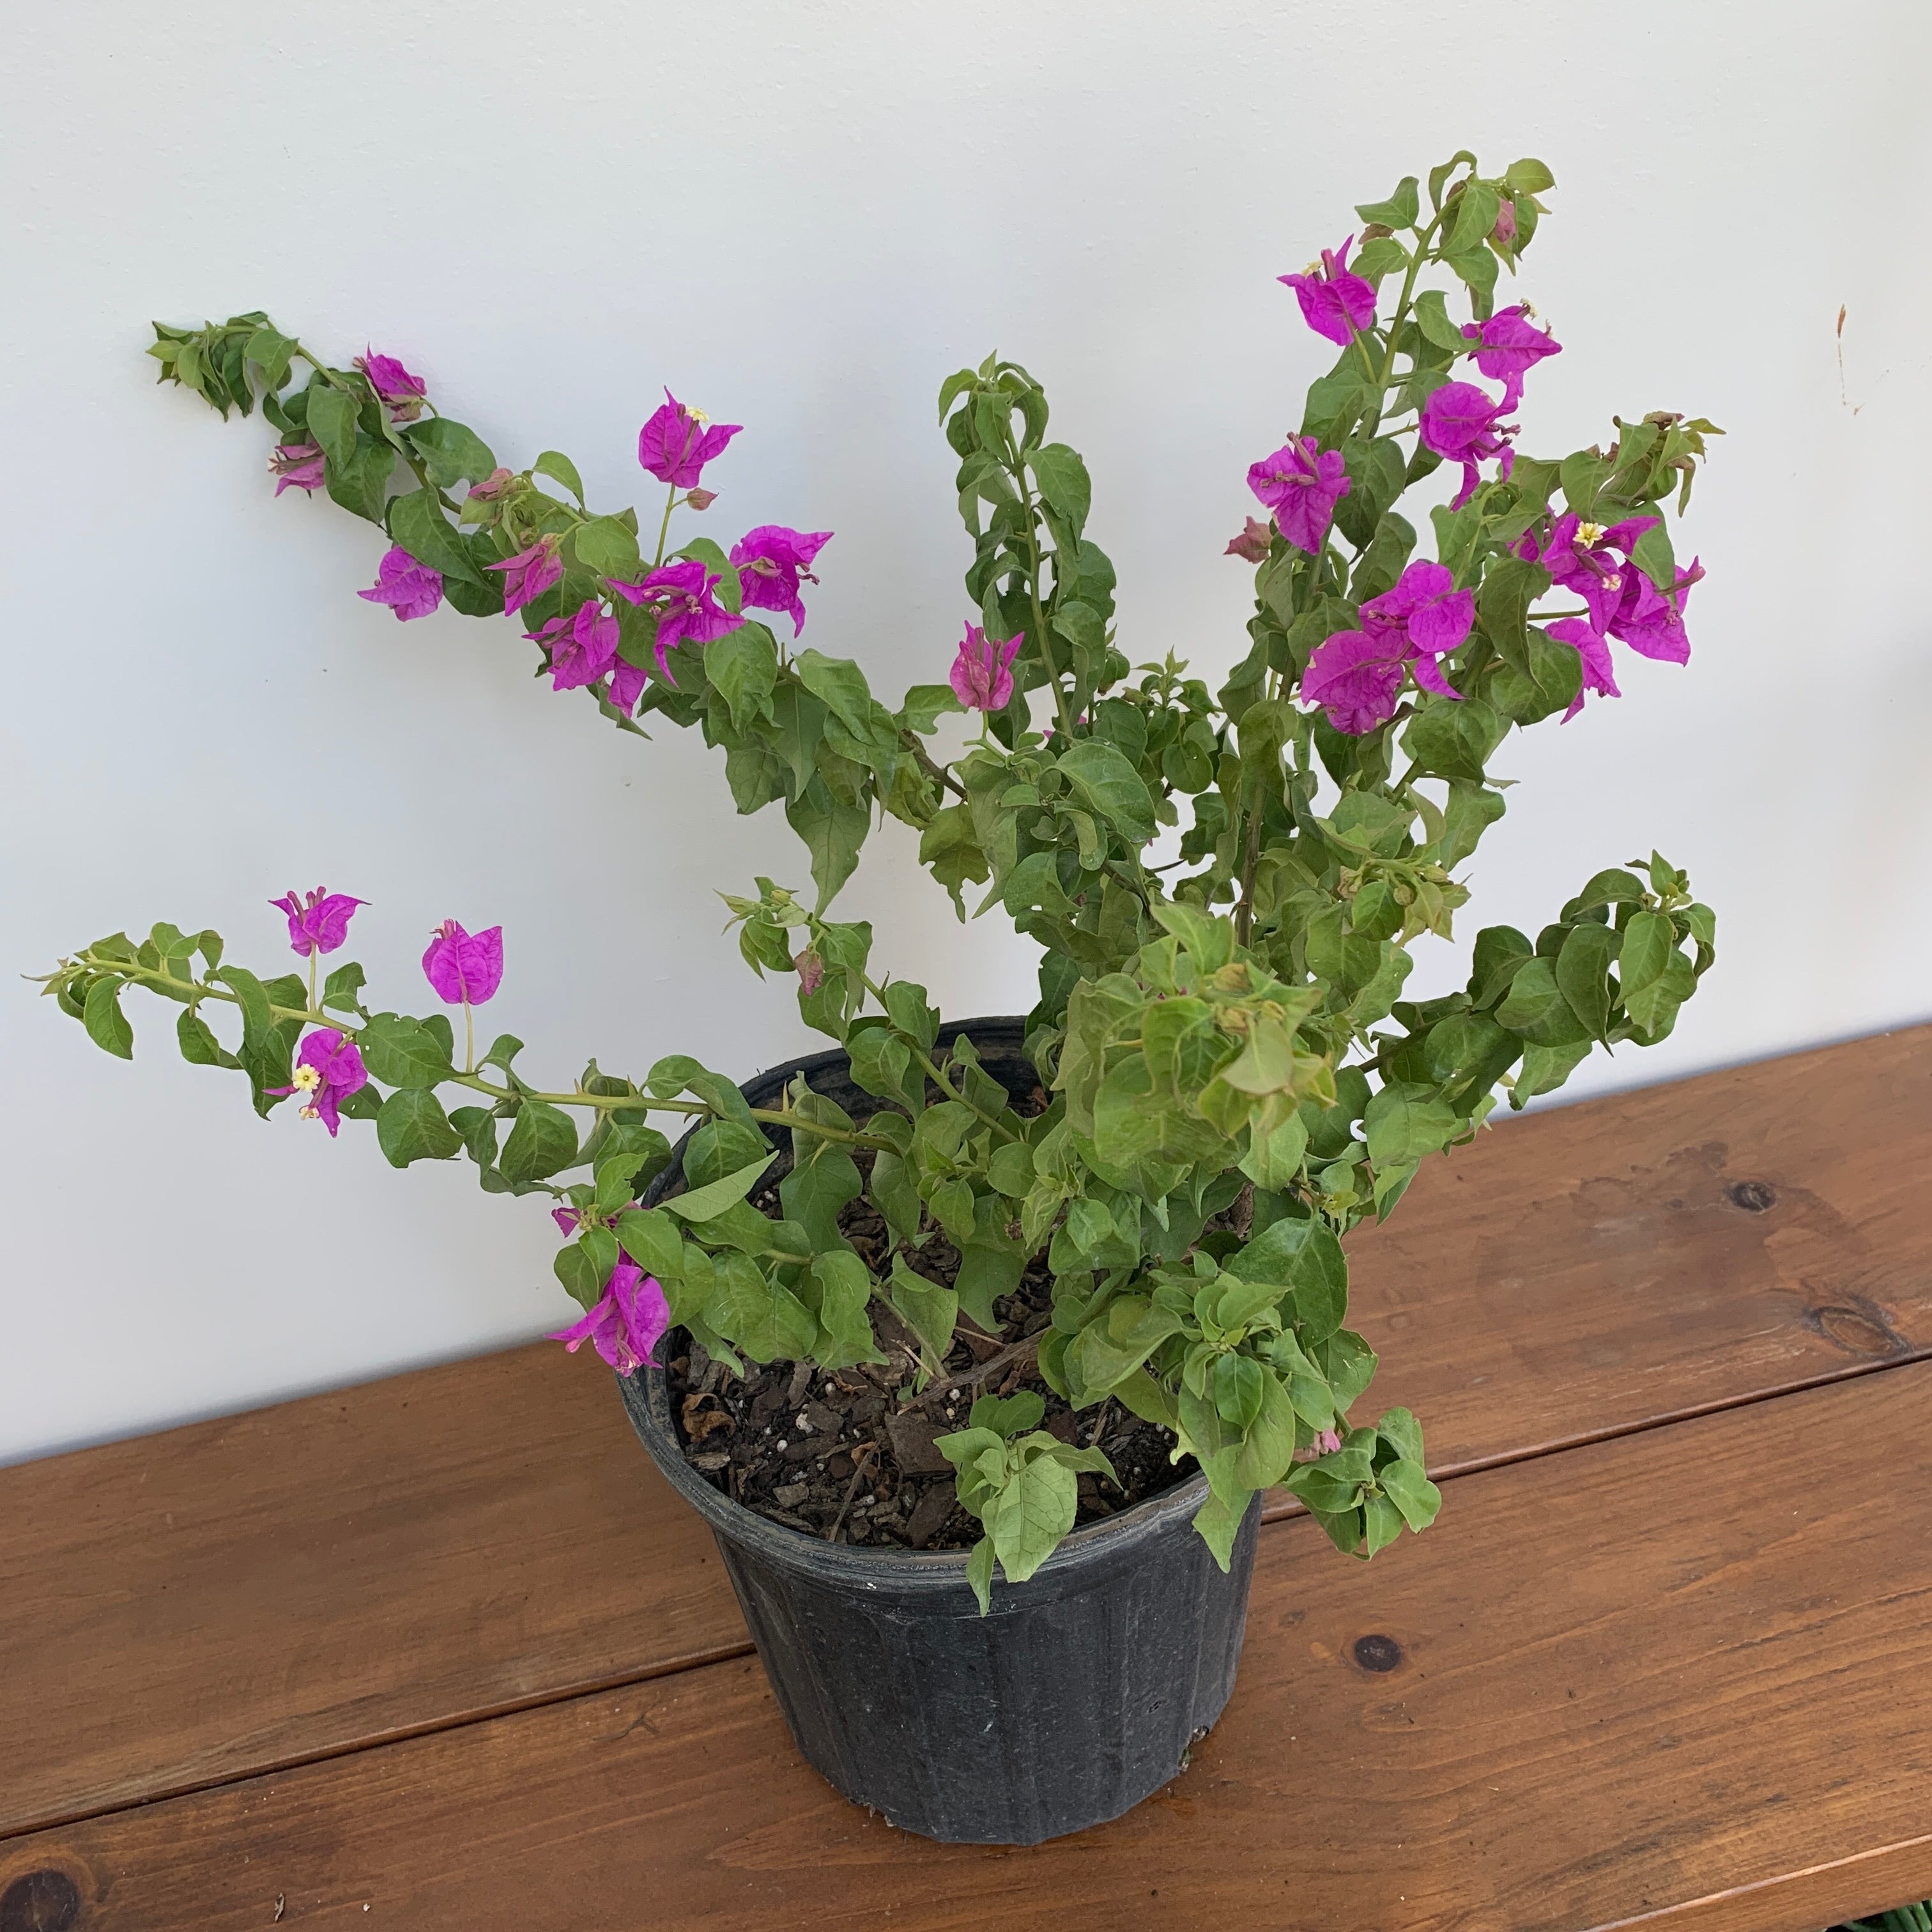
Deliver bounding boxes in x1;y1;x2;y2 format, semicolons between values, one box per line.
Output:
42;149;1717;1844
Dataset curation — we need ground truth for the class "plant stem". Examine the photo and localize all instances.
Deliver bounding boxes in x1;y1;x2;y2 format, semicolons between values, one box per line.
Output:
652;481;678;567
859;972;1018;1144
903;1335;1040;1413
1009;442;1079;741
65;953;898;1150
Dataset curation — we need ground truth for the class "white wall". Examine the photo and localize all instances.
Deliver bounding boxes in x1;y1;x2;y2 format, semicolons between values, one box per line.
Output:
4;1;1928;1464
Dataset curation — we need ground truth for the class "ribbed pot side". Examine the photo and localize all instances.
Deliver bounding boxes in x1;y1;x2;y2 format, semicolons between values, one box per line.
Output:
613;1017;1261;1846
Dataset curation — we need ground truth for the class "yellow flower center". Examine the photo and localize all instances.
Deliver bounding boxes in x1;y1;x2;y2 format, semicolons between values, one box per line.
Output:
688;406;710;425
1576;521;1607;546
291;1064;323;1092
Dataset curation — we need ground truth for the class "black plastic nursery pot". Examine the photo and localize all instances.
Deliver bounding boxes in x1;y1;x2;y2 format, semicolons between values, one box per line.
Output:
615;1017;1262;1846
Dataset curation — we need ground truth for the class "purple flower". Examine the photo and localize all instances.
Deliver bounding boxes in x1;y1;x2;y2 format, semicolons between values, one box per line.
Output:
606;657;650;716
1460;303;1560;408
422;921;504;1006
637;390;742;488
466;468;517;502
487;535;565;615
1609;558;1703;664
609;562;743;676
1246;437;1351;555
1515;513;1662;636
527;600;622;691
270;443;326;496
1301;626;1409;735
356;350;427;421
1295;1426;1346;1464
729;526;833;636
272;888;366;957
1361;561;1475;699
1279;236;1377;347
1549;617;1623;723
268;1027;369;1137
949;624;1023;711
1419;382;1517;510
1224;516;1274;564
549;1257;670;1374
358;546;445;622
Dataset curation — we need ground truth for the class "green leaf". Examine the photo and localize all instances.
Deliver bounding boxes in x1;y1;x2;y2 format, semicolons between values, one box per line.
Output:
1212;1353;1265;1429
320;962;366;1016
389;487;489;586
1363;1082;1459;1169
1029;443;1092;537
1190;1487;1250;1572
1556;921;1619;1040
965;1535;995;1615
889;1257;959;1367
571;514;643;580
176;1008;236;1068
663;1151;774;1222
306;385;358;468
1377;1406;1425;1464
82;977;134;1059
554;1236;610;1312
706;626;779;731
786;774;869;910
793;650;874;735
1230;1217;1348;1342
533;450;585;504
1380;1456;1443;1532
615;1206;686;1279
1494;956;1590;1047
1403;696;1505;785
1476;556;1549;670
1503;157;1556;194
377;1088;463;1166
326;435;396;525
1355;175;1420;228
404;418;497;489
1411;289;1468;355
704;1250;817;1363
986;1448;1079;1583
1055;740;1155;848
802;1250;884;1368
970;1390;1046;1439
498;1100;579;1184
355;1014;454;1090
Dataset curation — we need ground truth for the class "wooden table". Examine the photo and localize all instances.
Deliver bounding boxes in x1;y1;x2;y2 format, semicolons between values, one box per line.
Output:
5;1027;1931;1932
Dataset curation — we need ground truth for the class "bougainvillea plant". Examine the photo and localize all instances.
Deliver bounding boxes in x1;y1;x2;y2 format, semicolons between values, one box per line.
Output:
43;151;1718;1609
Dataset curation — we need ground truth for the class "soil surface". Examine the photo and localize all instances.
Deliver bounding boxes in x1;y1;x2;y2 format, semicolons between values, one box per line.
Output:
663;1103;1195;1551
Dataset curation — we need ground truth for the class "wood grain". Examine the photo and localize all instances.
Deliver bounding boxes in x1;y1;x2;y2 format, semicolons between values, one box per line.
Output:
7;1361;1930;1932
4;1025;1928;1844
0;1347;742;1837
1344;1022;1932;1475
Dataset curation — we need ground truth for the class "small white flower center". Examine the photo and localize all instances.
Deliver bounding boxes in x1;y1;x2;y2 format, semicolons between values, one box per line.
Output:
291;1064;323;1092
1576;521;1607;546
688;407;710;425
300;1105;320;1121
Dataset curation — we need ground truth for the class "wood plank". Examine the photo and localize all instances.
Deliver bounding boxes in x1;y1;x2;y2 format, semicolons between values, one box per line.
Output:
5;1024;1928;1842
1345;1022;1932;1474
6;1363;1931;1932
0;1347;744;1837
